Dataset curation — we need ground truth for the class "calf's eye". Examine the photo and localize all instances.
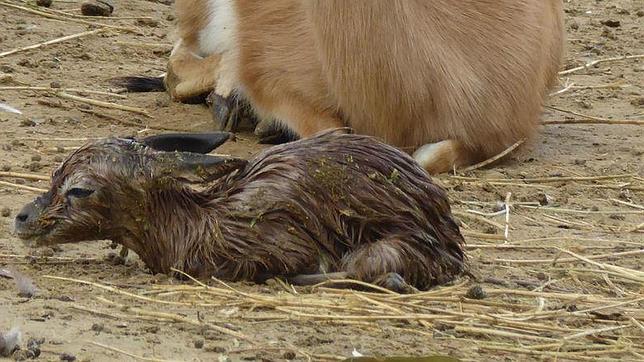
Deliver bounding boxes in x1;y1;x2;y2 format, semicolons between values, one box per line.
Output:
66;188;94;198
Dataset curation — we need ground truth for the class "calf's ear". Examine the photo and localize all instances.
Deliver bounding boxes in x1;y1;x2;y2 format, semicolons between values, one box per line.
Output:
151;152;248;183
141;132;233;154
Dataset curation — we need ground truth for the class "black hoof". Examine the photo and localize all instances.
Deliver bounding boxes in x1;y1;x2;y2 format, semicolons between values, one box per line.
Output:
255;119;297;145
207;91;238;131
374;272;416;294
119;246;129;259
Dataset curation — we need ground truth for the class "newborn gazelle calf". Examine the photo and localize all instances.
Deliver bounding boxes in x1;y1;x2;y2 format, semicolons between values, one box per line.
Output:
14;129;465;292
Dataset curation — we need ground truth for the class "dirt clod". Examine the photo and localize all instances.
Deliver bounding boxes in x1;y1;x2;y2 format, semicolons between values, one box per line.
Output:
1;207;10;217
283;351;296;360
36;0;52;7
465;285;487;300
60;353;76;361
80;1;113;16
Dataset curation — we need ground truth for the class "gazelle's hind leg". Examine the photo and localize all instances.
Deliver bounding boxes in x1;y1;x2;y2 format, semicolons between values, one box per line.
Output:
412;139;479;175
339;238;431;293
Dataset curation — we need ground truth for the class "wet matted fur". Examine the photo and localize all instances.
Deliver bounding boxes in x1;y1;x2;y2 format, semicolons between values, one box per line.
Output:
15;129;466;291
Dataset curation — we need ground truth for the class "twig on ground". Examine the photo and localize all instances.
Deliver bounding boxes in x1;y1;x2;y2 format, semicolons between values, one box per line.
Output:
558;54;644;75
56;92;152;117
0;2;141;33
461;139;526;172
0;28;109;58
89;341;177;362
0;172;49;181
0;86;128;98
0;180;47;193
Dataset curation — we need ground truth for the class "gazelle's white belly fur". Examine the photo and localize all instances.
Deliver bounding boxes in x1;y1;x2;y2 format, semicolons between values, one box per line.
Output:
199;0;240;96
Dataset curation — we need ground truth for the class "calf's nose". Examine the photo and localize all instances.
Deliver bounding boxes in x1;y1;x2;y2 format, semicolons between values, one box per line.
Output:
14;202;37;230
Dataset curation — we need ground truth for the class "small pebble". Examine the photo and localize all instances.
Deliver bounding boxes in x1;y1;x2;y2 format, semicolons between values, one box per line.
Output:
631;97;644;107
28;162;43;172
12;349;34;361
80;0;113;16
283;351;296;360
465;284;487;300
137;18;159;27
60;352;76;361
600;19;621;28
194;339;204;349
31;155;42;162
50;81;62;89
143;326;159;334
204;345;226;353
1;207;10;217
26;338;43;358
36;0;52;7
19;119;36;127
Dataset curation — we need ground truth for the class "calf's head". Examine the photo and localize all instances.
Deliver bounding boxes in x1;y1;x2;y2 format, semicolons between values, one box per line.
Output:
14;132;246;247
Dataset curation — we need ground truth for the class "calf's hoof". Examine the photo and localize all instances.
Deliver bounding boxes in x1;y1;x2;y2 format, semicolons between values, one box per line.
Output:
372;272;416;294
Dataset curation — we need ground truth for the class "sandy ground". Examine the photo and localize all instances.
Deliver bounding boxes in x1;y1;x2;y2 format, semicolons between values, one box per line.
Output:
0;0;642;361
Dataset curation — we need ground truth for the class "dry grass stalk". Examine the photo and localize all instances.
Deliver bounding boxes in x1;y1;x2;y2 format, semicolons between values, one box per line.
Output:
555;248;644;283
450;173;636;183
89;341;177;362
95;297;254;343
495;249;644;265
545;106;644;127
503;192;512;241
461;230;506;240
0;254;99;262
610;198;644;211
0;86;128;98
543;118;644;125
45;7;156;21
56;92;152;117
42;275;217;307
0;180;47;193
559;54;644;75
45;267;643;361
454;325;556;342
0;28;109;58
516;205;644;215
628;222;644;233
461;138;526;172
0;171;49;181
0;2;141;33
453;211;505;231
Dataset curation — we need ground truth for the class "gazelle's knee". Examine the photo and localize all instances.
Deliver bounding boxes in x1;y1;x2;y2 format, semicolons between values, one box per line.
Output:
412;140;473;175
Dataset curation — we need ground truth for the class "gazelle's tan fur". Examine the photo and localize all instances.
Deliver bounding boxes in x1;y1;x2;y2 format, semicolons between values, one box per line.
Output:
168;0;565;174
